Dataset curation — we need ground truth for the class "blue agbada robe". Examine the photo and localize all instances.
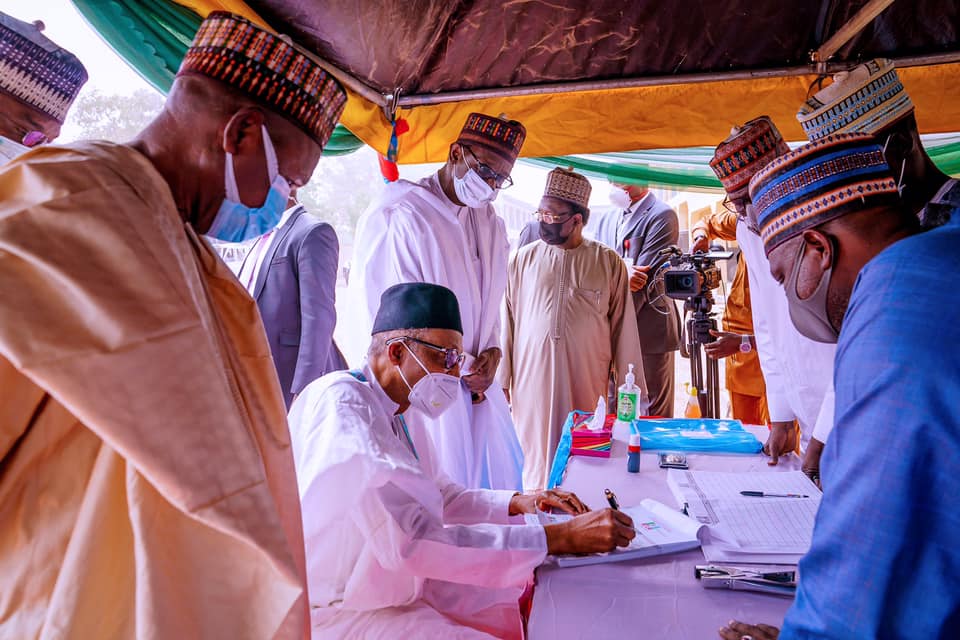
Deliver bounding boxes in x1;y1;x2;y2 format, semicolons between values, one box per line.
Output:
780;214;960;638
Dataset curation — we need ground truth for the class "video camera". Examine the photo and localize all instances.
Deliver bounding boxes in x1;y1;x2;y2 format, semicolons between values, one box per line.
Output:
658;246;734;300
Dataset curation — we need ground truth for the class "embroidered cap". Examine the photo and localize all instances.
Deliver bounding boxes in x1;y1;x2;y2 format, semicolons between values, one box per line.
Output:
457;112;526;163
710;116;790;200
749;133;900;254
797;58;914;140
177;11;347;147
544;166;592;210
0;12;88;124
372;283;463;335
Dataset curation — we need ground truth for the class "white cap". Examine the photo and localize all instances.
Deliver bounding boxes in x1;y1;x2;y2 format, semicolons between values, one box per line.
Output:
628;433;642;447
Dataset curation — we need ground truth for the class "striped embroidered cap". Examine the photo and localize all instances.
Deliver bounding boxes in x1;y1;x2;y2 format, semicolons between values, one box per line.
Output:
749;133;900;254
457;112;526;163
0;12;87;124
797;58;914;140
709;116;790;200
544;166;591;209
177;12;346;147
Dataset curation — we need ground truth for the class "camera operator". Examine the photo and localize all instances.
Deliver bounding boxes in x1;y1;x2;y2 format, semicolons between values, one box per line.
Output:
690;212;768;426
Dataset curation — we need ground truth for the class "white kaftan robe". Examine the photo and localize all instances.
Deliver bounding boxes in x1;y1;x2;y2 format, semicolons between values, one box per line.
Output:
499;238;645;490
288;367;547;639
738;221;836;445
346;173;523;491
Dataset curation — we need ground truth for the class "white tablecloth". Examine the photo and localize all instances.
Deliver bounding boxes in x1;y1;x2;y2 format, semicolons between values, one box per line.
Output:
527;423;801;639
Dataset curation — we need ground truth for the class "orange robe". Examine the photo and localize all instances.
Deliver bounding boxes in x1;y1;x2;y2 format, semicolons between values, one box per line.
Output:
692;211;767;422
0;142;308;638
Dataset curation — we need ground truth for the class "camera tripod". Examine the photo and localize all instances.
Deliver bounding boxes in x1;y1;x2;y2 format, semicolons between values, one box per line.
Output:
682;293;721;419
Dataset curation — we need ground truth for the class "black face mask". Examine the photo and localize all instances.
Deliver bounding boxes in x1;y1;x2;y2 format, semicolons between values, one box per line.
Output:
539;220;570;245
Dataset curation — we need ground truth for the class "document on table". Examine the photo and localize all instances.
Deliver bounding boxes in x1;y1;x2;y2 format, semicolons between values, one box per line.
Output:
530;498;705;568
667;470;821;563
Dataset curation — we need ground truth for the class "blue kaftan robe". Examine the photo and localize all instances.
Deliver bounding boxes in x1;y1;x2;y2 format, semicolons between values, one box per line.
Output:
781;214;960;638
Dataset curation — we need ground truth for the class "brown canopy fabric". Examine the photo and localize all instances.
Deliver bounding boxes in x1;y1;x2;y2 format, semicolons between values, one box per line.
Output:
180;0;960;161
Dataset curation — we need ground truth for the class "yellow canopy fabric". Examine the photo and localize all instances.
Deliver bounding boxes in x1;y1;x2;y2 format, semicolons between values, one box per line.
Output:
174;1;960;163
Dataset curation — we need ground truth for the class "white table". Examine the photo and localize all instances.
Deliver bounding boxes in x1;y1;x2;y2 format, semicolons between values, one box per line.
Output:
527;423;801;639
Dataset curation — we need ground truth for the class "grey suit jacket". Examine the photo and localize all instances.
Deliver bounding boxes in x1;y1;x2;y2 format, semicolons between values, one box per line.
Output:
252;205;346;408
595;193;681;354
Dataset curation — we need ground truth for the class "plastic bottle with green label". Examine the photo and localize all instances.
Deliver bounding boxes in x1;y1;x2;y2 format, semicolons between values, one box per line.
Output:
617;363;640;422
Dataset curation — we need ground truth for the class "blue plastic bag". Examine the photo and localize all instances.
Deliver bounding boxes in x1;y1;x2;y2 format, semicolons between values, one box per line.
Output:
630;418;762;453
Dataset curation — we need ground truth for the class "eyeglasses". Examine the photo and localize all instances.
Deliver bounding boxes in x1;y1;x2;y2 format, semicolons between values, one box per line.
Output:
386;336;465;371
462;145;513;189
534;208;575;224
722;196;750;219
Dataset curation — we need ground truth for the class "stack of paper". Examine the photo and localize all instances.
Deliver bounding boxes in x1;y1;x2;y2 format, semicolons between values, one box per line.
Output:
532;499;705;567
570;412;614;458
667;470;822;565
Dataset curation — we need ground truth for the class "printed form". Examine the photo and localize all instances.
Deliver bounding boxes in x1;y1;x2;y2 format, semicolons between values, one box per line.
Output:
668;470;822;561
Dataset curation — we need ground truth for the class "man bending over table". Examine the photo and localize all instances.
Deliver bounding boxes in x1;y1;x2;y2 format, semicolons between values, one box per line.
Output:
289;282;635;639
718;134;959;639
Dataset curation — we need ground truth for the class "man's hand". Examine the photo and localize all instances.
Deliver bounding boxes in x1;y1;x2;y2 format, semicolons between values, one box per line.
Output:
544;508;636;555
704;330;742;360
718;620;780;640
802;437;824;487
629;264;652;292
462;347;501;397
763;421;798;465
509;489;590;516
691;233;710;253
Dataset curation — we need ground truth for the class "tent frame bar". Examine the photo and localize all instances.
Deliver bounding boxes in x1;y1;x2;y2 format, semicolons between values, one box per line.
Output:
391;51;960;109
812;0;897;64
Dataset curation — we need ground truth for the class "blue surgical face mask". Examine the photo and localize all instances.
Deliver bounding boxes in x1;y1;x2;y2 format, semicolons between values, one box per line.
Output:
207;124;292;242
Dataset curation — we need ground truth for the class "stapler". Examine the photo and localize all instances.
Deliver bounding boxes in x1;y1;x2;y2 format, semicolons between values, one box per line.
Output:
694;565;797;597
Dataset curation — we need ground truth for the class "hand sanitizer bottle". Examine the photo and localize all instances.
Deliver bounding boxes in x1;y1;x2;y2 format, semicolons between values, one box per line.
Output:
617;364;639;423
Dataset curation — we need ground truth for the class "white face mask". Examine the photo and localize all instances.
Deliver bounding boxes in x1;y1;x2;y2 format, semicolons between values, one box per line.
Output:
608;186;632;210
453;158;497;207
396;343;461;418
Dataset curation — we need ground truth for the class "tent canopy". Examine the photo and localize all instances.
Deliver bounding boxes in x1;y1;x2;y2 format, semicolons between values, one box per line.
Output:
167;0;960;162
74;0;960;165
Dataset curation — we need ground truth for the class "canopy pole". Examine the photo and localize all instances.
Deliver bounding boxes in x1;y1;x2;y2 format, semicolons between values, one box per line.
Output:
812;0;898;65
395;51;960;108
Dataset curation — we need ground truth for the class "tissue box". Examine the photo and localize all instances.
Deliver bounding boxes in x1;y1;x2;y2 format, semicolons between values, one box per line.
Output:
570;412;615;458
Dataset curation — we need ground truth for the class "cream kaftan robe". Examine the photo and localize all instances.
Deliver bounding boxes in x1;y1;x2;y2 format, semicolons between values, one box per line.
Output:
499;238;645;491
0;142;309;639
288;366;547;639
346;173;523;491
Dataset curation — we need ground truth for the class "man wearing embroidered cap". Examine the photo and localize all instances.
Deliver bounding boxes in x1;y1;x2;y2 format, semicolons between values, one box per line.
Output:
500;167;644;490
348;112;526;493
721;133;960;639
798;57;957;228
701;117;836;473
692;118;773;428
290;282;635;638
0;12;346;638
0;10;87;161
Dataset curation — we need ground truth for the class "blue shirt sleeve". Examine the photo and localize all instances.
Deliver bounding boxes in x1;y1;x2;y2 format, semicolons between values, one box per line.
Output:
780;223;960;639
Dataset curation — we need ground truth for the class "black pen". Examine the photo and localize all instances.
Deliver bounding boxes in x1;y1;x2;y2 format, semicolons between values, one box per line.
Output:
740;491;809;498
604;488;620;510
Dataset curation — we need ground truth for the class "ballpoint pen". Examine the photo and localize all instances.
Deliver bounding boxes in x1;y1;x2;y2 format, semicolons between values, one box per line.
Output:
739;491;809;498
604;488;620;510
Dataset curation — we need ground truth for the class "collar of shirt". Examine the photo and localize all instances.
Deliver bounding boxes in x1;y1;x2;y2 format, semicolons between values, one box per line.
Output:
363;362;401;418
931;178;959;205
625;191;655;215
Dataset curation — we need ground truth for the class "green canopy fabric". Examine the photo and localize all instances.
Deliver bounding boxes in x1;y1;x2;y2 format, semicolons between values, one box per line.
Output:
70;0;366;156
523;135;960;191
72;0;960;185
